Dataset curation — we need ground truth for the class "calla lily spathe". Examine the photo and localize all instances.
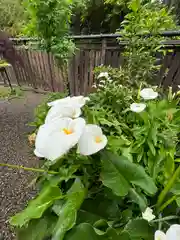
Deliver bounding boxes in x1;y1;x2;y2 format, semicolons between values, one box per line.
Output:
78;124;107;156
34;117;86;161
47;96;71;107
142;207;155;222
45;104;81;123
97;72;109;79
130;103;146;113
140;88;158;100
155;224;180;240
47;96;90;108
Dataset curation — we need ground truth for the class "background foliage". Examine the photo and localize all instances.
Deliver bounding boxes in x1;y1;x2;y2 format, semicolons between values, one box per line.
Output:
1;0;180;36
0;0;24;36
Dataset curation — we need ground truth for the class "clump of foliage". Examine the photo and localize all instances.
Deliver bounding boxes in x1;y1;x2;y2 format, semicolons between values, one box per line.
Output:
0;0;25;36
22;0;77;64
117;0;177;85
94;0;177;88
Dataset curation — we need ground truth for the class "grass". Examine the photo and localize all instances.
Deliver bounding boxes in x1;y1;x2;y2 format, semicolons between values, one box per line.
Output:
0;86;23;100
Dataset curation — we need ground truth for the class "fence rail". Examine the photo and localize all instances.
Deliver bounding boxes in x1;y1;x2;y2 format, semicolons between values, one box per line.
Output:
1;33;180;95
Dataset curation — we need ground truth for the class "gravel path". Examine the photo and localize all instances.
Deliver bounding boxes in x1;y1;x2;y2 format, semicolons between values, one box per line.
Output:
0;92;45;240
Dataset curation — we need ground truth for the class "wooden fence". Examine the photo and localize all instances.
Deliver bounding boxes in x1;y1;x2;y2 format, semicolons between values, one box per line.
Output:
0;48;66;92
1;35;180;95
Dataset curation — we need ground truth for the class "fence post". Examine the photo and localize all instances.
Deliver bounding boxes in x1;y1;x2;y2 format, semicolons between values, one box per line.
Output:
101;38;106;65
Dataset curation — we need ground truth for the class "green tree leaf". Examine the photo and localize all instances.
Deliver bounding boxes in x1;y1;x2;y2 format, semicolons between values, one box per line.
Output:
10;185;63;227
52;178;86;240
101;151;157;196
129;0;141;12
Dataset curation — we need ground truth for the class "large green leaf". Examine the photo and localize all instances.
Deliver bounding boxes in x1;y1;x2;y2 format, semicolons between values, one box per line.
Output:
128;188;147;211
64;223;101;240
64;223;120;240
101;154;130;197
101;151;157;196
52;178;86;240
17;214;57;240
77;209;102;225
124;219;154;240
81;195;121;222
10;185;63;227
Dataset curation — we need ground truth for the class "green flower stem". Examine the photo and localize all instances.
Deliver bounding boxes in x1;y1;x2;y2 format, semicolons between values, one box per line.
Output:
152;215;179;223
0;163;58;175
158;196;177;213
157;165;180;211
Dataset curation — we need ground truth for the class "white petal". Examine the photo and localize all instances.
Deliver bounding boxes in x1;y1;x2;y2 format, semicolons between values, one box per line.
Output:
35;117;86;161
71;96;90;107
154;230;167;240
97;72;109;79
47;96;71;107
45;104;81;123
130;103;146;113
34;149;44;158
78;124;107;156
140;88;158;100
142;207;155;222
166;225;180;240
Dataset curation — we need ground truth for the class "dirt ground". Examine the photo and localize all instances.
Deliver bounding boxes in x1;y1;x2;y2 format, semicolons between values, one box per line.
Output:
0;91;45;240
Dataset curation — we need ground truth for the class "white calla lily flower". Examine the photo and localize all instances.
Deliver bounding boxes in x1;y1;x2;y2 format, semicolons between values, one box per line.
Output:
140;88;158;100
154;224;180;240
71;96;90;107
47;96;71;107
34;117;86;161
142;207;155;222
130;103;146;113
166;224;180;239
47;96;90;108
97;72;109;79
78;124;107;156
45;104;81;123
154;230;167;240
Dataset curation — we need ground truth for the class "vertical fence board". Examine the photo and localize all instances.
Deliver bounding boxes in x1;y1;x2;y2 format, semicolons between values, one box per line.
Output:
83;50;89;95
163;51;180;87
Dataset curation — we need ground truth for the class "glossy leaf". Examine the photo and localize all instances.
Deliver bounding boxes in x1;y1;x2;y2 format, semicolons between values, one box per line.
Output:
17;214;57;240
64;223;119;240
176;197;180;207
64;223;101;240
101;151;157;196
10;185;63;227
124;219;154;240
81;196;121;220
101;153;130;197
128;188;147;211
52;178;86;240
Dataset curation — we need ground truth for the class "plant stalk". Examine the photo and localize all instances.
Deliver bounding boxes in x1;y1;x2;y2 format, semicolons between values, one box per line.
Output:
152;215;179;223
157;165;180;211
0;163;58;175
158;196;177;213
